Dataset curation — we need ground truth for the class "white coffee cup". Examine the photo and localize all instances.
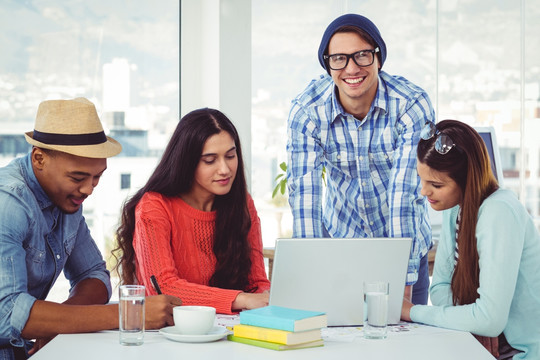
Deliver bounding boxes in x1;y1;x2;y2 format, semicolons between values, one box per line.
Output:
173;306;216;335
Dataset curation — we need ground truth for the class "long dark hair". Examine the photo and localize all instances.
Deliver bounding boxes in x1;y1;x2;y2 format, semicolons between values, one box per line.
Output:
417;120;498;305
114;108;253;291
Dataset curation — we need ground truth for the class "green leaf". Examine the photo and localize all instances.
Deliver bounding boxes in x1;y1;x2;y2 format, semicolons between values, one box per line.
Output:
271;161;325;199
272;184;279;198
272;178;287;198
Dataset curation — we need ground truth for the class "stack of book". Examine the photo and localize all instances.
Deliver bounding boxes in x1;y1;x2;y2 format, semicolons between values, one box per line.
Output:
228;305;327;351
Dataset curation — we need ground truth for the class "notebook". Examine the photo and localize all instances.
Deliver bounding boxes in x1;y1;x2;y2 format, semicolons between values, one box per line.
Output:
268;237;412;326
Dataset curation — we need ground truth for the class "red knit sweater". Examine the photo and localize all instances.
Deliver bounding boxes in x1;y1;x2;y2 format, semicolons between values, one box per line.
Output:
133;192;270;314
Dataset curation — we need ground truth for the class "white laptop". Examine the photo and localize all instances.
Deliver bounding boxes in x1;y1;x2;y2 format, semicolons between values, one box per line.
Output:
268;237;412;326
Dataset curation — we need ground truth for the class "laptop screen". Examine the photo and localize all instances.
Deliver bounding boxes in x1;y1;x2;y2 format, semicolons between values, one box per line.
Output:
268;237;412;326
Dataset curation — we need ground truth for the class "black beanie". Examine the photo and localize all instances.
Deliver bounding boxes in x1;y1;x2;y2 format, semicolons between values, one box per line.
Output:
318;14;387;73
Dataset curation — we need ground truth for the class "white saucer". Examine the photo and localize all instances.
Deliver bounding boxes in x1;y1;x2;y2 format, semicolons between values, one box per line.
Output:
159;325;230;343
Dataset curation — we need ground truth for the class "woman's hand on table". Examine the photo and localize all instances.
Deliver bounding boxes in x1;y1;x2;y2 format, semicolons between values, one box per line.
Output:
401;297;414;322
232;292;269;311
145;295;183;329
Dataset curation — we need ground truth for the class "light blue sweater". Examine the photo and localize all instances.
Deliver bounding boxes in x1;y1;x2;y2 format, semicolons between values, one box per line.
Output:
411;189;540;359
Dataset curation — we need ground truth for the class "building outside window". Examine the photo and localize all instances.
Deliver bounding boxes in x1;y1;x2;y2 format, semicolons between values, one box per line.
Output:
120;173;131;190
0;0;179;301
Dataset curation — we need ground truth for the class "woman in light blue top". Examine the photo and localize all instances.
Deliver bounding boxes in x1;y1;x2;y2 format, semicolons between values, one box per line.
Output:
401;120;540;359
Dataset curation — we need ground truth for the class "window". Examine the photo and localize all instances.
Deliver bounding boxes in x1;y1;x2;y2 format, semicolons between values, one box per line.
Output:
3;0;539;302
247;0;540;243
181;0;540;245
120;173;131;190
251;0;435;245
0;1;179;301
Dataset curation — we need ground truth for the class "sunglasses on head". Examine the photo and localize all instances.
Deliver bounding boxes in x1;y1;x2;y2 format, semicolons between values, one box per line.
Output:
420;122;457;155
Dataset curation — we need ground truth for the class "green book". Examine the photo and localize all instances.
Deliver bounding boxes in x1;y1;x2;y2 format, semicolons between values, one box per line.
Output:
227;335;324;351
233;324;321;345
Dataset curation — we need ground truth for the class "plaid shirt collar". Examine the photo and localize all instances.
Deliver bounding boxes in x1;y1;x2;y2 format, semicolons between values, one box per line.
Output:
329;72;389;124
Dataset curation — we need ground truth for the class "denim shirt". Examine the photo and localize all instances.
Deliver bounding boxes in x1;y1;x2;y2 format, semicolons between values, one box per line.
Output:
0;153;111;354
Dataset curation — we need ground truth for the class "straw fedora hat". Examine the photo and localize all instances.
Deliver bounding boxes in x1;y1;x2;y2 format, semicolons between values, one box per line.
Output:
25;97;122;158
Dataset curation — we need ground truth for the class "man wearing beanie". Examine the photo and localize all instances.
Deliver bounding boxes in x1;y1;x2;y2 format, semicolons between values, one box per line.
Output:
0;98;181;358
286;14;435;305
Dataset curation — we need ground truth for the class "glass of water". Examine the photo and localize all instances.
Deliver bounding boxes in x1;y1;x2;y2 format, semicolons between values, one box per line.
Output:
363;281;389;339
119;285;145;346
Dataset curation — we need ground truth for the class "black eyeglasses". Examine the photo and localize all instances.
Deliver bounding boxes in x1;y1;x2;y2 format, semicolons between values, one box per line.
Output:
420;122;457;155
323;48;379;70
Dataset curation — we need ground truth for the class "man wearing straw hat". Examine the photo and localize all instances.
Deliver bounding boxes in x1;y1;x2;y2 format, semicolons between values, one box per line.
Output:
0;98;181;358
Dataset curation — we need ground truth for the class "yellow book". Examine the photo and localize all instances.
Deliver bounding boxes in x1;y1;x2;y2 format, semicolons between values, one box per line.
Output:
233;324;321;345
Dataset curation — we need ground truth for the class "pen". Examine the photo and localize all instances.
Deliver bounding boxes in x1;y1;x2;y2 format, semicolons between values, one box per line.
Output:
150;275;162;295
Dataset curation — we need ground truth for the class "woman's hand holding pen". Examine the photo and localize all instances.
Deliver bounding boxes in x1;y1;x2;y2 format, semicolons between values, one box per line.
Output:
145;275;182;329
145;295;182;329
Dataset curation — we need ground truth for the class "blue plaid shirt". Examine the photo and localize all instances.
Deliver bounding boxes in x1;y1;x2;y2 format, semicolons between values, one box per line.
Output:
287;71;434;285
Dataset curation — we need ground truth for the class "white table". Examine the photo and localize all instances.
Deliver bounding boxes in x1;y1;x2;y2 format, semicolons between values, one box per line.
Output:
32;324;495;360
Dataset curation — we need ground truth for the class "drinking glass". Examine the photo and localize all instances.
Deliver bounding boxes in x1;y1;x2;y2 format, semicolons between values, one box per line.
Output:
363;281;389;339
119;285;145;345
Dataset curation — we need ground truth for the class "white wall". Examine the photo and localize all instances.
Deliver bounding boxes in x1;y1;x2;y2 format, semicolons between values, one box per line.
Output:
181;0;252;187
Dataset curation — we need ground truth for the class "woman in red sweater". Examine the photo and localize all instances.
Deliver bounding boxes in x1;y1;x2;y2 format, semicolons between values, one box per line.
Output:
115;108;270;314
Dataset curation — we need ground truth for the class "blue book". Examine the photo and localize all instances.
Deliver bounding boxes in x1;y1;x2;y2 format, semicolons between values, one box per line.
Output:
240;306;327;332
